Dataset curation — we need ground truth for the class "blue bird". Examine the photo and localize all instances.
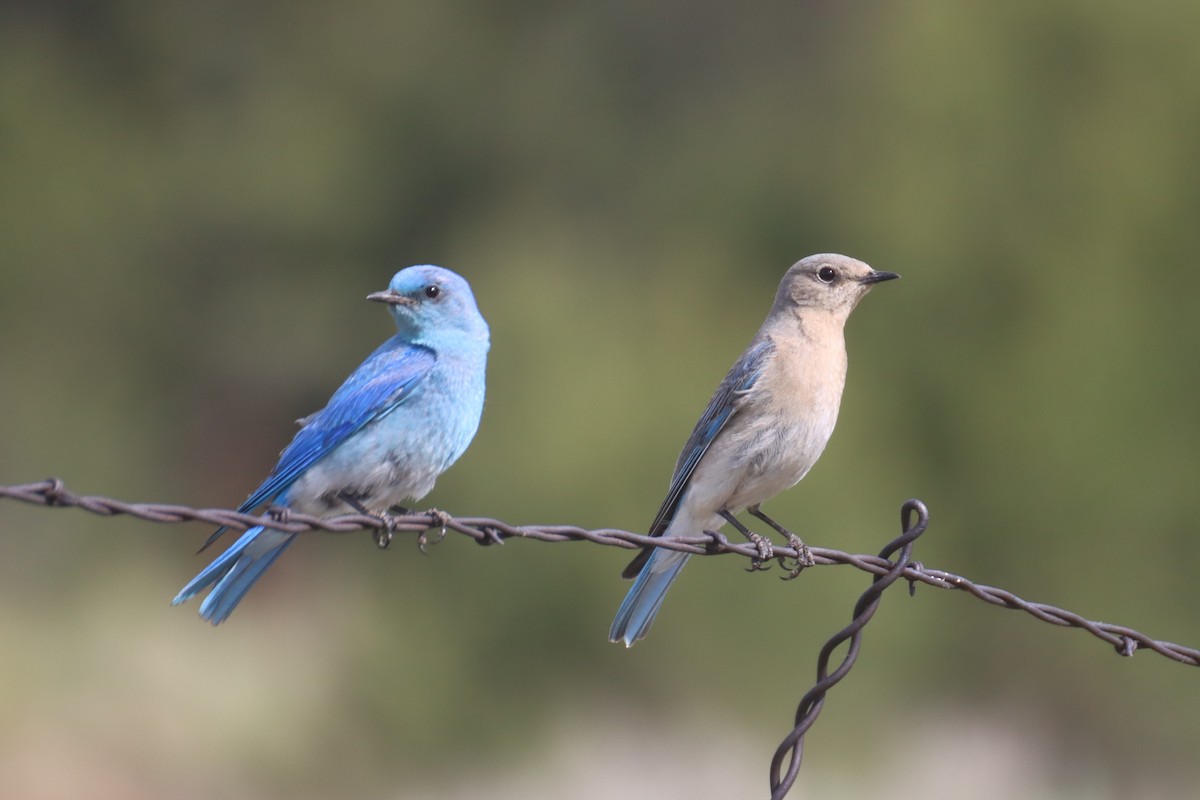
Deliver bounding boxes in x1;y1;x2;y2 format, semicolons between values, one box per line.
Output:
610;254;898;646
173;265;489;624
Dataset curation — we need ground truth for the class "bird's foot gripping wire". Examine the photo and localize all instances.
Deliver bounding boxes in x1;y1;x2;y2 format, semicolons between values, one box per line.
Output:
370;510;406;549
719;509;774;571
338;493;404;549
417;508;450;554
778;534;813;580
748;505;814;580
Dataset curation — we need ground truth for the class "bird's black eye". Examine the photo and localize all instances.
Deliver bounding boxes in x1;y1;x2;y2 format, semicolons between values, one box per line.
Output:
818;266;837;283
424;284;441;299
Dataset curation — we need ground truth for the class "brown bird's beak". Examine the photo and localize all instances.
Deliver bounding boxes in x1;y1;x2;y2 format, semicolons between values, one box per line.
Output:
860;270;900;285
366;289;413;306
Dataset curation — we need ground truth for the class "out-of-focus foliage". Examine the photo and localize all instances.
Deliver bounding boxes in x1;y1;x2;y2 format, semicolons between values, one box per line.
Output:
2;1;1198;798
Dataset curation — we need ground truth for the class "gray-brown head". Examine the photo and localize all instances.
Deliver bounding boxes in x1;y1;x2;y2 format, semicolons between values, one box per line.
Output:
770;253;899;322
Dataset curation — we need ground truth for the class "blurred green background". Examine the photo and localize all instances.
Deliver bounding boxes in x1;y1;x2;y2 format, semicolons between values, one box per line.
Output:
2;1;1199;798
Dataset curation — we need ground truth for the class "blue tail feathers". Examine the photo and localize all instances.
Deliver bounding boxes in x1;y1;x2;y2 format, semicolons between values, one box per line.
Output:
609;551;690;647
172;526;296;625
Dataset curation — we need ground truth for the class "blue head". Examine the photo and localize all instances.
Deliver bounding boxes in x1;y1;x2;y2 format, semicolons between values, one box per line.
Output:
367;265;490;348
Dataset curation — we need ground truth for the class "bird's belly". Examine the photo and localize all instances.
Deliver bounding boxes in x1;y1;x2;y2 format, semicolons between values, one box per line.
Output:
685;407;837;519
285;428;448;517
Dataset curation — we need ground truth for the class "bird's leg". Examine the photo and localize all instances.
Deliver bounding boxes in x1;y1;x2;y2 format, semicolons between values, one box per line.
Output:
718;509;773;572
747;505;813;580
338;492;398;549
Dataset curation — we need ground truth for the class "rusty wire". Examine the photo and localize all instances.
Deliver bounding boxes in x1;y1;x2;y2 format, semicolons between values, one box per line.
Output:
3;478;1199;799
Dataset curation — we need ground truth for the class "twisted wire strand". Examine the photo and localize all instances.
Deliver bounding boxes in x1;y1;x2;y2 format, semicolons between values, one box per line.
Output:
769;499;926;799
1;479;1195;668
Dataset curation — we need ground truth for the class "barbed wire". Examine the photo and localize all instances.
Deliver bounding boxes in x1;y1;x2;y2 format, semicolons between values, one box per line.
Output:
3;478;1198;799
2;478;1194;666
769;498;925;799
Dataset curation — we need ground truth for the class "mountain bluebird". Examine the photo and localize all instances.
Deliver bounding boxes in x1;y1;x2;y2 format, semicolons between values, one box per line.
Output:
173;265;489;624
610;254;898;646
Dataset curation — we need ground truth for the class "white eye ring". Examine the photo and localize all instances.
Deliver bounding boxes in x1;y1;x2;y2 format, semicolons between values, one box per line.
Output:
817;266;836;283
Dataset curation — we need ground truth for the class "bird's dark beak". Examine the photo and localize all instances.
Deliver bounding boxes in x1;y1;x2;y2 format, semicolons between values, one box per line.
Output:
860;270;900;285
366;289;413;306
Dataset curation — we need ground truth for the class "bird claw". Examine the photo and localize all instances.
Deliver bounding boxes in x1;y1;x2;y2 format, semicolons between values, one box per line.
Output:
717;509;774;572
336;493;400;549
372;510;403;550
745;506;810;580
745;531;774;572
415;527;447;554
778;533;813;580
417;508;450;554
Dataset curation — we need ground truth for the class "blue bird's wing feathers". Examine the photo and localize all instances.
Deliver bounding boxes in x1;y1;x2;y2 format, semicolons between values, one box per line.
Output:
199;340;437;551
621;336;774;579
258;341;437;501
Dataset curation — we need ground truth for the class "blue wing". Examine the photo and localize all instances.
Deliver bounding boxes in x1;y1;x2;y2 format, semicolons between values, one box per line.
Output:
620;335;774;579
200;337;437;550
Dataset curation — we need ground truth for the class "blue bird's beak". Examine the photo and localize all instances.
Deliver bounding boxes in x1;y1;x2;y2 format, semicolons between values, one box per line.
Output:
860;270;900;285
367;289;414;306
